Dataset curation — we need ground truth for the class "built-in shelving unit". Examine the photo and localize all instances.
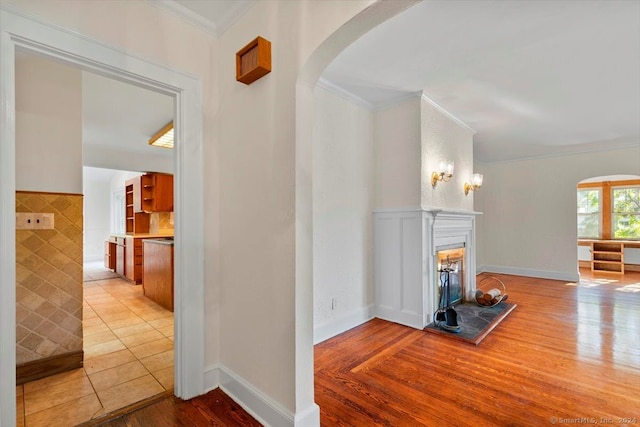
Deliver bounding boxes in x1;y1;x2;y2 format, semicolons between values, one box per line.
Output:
591;241;624;274
125;183;134;234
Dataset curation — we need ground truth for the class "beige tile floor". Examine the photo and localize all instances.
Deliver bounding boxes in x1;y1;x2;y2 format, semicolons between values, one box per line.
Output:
16;274;174;427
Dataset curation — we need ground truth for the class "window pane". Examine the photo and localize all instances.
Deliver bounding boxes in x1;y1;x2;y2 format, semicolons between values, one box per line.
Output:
612;187;640;239
613;214;640;239
577;190;600;214
577;189;600;238
613;187;640;214
578;213;600;238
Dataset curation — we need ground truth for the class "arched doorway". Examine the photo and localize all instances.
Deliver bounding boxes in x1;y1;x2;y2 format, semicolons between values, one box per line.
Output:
294;1;418;423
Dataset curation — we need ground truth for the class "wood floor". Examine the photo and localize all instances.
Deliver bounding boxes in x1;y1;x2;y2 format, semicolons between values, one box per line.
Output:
93;388;261;427
315;270;640;426
94;270;640;426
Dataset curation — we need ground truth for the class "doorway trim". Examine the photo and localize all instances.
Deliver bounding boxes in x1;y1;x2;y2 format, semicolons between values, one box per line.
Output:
0;7;205;424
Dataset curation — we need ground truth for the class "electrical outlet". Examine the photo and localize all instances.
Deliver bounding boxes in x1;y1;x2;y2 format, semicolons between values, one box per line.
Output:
16;212;35;229
331;297;337;310
16;212;54;229
33;213;54;229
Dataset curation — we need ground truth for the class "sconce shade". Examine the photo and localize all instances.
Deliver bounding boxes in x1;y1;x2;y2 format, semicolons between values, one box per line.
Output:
432;160;454;187
464;173;483;195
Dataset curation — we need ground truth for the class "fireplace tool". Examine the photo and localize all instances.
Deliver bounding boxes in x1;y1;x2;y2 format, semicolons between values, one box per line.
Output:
434;257;462;333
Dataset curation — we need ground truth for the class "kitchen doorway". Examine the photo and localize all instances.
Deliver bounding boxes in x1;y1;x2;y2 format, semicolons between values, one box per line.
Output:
1;12;206;425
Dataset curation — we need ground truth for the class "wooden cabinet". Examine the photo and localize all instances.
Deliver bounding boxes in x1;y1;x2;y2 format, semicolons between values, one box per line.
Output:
104;240;116;270
124;173;172;234
143;239;174;311
124;236;145;284
115;236;126;276
591;241;624;274
125;179;150;234
140;173;173;213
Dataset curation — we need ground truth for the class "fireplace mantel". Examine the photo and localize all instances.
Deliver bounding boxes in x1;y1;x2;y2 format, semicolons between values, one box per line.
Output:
373;208;481;329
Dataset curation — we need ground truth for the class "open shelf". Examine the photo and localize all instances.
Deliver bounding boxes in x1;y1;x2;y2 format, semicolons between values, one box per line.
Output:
591;241;624;274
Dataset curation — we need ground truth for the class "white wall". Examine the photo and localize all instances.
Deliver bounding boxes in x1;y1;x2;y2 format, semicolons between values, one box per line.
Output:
420;96;475;211
312;86;375;343
15;54;82;193
374;96;421;208
83;173;111;262
216;0;380;413
475;145;640;280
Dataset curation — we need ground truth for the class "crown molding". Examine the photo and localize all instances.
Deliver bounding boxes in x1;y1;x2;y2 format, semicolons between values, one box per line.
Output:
421;92;475;135
316;77;374;110
148;0;218;36
148;0;254;37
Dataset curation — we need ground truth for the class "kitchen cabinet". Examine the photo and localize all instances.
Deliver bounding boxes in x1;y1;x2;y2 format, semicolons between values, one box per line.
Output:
115;236;125;276
142;238;174;311
140;173;173;213
125;178;150;234
126;173;173;215
124;173;172;234
104;239;116;270
124;236;145;284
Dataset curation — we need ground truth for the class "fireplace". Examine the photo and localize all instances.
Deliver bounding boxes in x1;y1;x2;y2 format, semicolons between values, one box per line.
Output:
373;208;479;329
436;246;465;307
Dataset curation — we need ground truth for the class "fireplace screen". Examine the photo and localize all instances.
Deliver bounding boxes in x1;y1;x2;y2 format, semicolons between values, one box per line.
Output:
436;247;465;306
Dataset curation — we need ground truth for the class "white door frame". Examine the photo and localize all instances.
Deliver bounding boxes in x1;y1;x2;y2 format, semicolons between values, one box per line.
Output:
0;7;206;425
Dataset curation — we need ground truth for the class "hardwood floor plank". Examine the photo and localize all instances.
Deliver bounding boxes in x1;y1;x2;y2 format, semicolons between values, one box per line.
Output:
94;389;261;427
315;270;640;426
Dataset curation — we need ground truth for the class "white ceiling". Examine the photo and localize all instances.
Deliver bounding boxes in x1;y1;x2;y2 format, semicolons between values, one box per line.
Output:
47;0;640;176
321;0;640;162
82;71;173;156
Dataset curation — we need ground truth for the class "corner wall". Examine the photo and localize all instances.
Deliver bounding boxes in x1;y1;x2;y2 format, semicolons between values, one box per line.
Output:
475;145;640;280
312;86;375;343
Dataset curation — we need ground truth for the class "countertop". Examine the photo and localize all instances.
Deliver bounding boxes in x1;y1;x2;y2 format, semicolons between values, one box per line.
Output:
143;238;175;246
111;233;174;239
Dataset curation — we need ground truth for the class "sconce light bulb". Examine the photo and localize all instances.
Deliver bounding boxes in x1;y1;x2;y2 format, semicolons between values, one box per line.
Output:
446;162;454;176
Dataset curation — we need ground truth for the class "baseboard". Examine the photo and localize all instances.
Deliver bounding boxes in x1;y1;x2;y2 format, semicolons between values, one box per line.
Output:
205;364;296;427
17;350;83;385
313;305;375;344
479;265;580;282
375;306;424;330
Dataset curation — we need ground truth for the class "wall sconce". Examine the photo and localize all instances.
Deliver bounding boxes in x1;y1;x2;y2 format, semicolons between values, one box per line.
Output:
431;161;454;187
464;173;483;195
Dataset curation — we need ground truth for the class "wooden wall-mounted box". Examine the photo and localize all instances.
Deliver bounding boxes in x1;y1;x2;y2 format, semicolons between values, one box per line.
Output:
236;36;271;85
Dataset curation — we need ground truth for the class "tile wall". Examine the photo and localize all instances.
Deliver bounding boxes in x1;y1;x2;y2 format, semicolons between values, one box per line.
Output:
149;212;174;234
15;191;83;365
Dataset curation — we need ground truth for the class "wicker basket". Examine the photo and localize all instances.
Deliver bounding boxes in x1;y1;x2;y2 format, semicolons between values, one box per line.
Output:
475;276;507;307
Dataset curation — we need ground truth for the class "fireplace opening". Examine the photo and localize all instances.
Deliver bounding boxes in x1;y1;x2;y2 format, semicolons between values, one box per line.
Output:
436;246;465;306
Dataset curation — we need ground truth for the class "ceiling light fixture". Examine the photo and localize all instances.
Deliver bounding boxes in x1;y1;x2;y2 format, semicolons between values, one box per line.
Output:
149;121;174;149
464;173;483;195
431;161;454;187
